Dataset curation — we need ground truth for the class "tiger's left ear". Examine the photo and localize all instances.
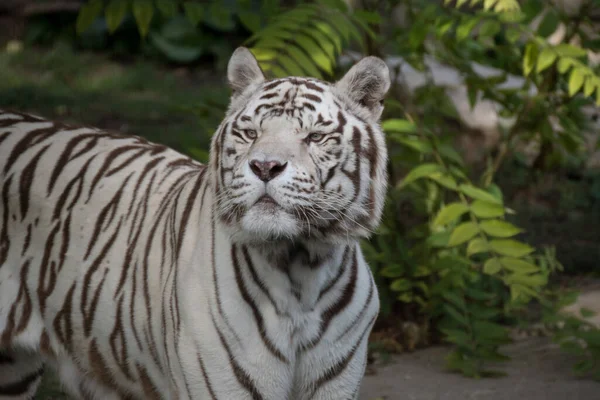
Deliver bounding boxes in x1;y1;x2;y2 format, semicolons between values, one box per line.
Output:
227;47;265;97
334;56;390;120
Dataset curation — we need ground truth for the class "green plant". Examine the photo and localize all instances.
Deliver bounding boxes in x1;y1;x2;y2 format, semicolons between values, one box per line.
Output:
72;0;280;65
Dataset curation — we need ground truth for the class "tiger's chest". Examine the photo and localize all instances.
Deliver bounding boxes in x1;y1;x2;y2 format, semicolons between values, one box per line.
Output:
177;235;358;399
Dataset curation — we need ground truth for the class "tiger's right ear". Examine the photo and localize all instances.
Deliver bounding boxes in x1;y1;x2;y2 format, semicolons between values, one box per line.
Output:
227;47;265;97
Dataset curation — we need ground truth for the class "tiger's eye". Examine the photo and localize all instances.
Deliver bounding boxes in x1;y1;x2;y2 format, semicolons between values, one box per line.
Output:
308;132;324;142
245;130;257;139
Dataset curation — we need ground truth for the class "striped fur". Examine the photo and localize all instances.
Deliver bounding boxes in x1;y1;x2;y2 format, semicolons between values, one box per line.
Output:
0;48;389;399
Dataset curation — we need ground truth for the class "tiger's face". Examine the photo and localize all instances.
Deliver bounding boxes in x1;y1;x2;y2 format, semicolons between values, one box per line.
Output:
211;48;390;244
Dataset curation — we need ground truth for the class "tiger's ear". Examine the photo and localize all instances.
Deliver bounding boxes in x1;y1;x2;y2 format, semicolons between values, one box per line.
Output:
227;47;265;97
334;56;390;120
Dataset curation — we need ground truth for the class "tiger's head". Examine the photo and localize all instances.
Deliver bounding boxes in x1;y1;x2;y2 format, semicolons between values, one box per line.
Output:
210;47;390;245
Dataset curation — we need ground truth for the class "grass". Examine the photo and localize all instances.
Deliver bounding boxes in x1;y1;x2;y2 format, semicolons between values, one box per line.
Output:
0;42;231;162
0;42;232;399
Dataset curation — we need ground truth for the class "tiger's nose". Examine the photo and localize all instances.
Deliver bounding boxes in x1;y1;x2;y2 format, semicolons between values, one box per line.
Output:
249;159;288;182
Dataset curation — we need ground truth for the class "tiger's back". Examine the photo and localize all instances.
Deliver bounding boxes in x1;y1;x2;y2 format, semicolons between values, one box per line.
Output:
0;110;209;398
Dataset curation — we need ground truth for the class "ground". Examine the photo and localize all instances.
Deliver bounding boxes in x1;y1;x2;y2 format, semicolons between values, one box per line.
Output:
360;338;600;400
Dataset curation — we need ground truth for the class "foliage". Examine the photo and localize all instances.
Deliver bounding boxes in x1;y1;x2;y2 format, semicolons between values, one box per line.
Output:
31;0;280;67
246;1;377;79
541;290;600;381
66;0;600;380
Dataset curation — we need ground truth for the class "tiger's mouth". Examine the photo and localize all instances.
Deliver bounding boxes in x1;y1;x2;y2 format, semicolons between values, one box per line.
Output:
255;195;278;206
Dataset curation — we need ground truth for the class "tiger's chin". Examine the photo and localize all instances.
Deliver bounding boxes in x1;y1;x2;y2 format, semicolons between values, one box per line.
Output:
237;206;301;243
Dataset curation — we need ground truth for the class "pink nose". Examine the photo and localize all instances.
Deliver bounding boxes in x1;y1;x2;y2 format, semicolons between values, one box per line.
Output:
249;160;287;182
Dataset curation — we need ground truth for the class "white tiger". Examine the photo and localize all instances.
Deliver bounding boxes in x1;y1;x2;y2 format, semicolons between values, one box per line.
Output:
0;47;390;399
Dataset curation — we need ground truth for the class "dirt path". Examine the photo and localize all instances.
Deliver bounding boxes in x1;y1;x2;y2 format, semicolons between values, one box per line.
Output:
359;337;600;400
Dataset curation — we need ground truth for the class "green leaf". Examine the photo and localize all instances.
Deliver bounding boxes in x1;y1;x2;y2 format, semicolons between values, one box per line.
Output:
470;200;504;218
479;220;522;238
155;0;177;17
447;222;479;247
132;0;154;37
523;42;537;76
149;32;203;63
554;44;587;58
238;11;262;33
294;33;333;75
391;137;432;153
382;119;417;133
183;1;204;26
472;320;509;341
536;48;556;73
76;0;103;34
427;231;451;248
557;57;575;73
105;0;128;33
489;239;534;257
456;17;479;41
443;304;469;327
429;172;458;190
380;264;404;278
568;68;586;96
583;76;596;97
505;272;546;287
499;257;538;273
433;202;469;227
399;163;443;188
390;278;412;292
483;258;502;274
467;238;488;256
444;292;467;309
536;9;559;37
459;184;502;204
284;44;323;78
505;27;520;43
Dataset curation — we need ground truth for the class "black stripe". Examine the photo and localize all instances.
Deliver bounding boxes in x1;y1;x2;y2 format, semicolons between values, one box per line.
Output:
0;367;44;396
210;308;264;400
0;352;14;364
241;246;281;315
198;352;218;400
231;245;288;363
308;315;376;399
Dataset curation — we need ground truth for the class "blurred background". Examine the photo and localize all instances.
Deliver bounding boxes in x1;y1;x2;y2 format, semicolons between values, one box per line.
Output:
1;0;600;397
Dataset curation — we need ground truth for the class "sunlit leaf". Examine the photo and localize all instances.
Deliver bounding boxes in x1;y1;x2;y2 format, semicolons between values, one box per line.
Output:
459;184;502;204
399;163;443;188
523;42;537;76
382;119;417;133
499;257;538;273
429;172;458;190
479;220;522;238
483;258;502;274
536;48;556;73
554;44;587;58
447;222;479;246
433;202;469;227
568;68;586;96
467;238;488;256
489;239;534;257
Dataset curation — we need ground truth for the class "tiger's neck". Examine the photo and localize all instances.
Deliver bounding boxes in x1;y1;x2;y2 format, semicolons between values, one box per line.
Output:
218;229;356;313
